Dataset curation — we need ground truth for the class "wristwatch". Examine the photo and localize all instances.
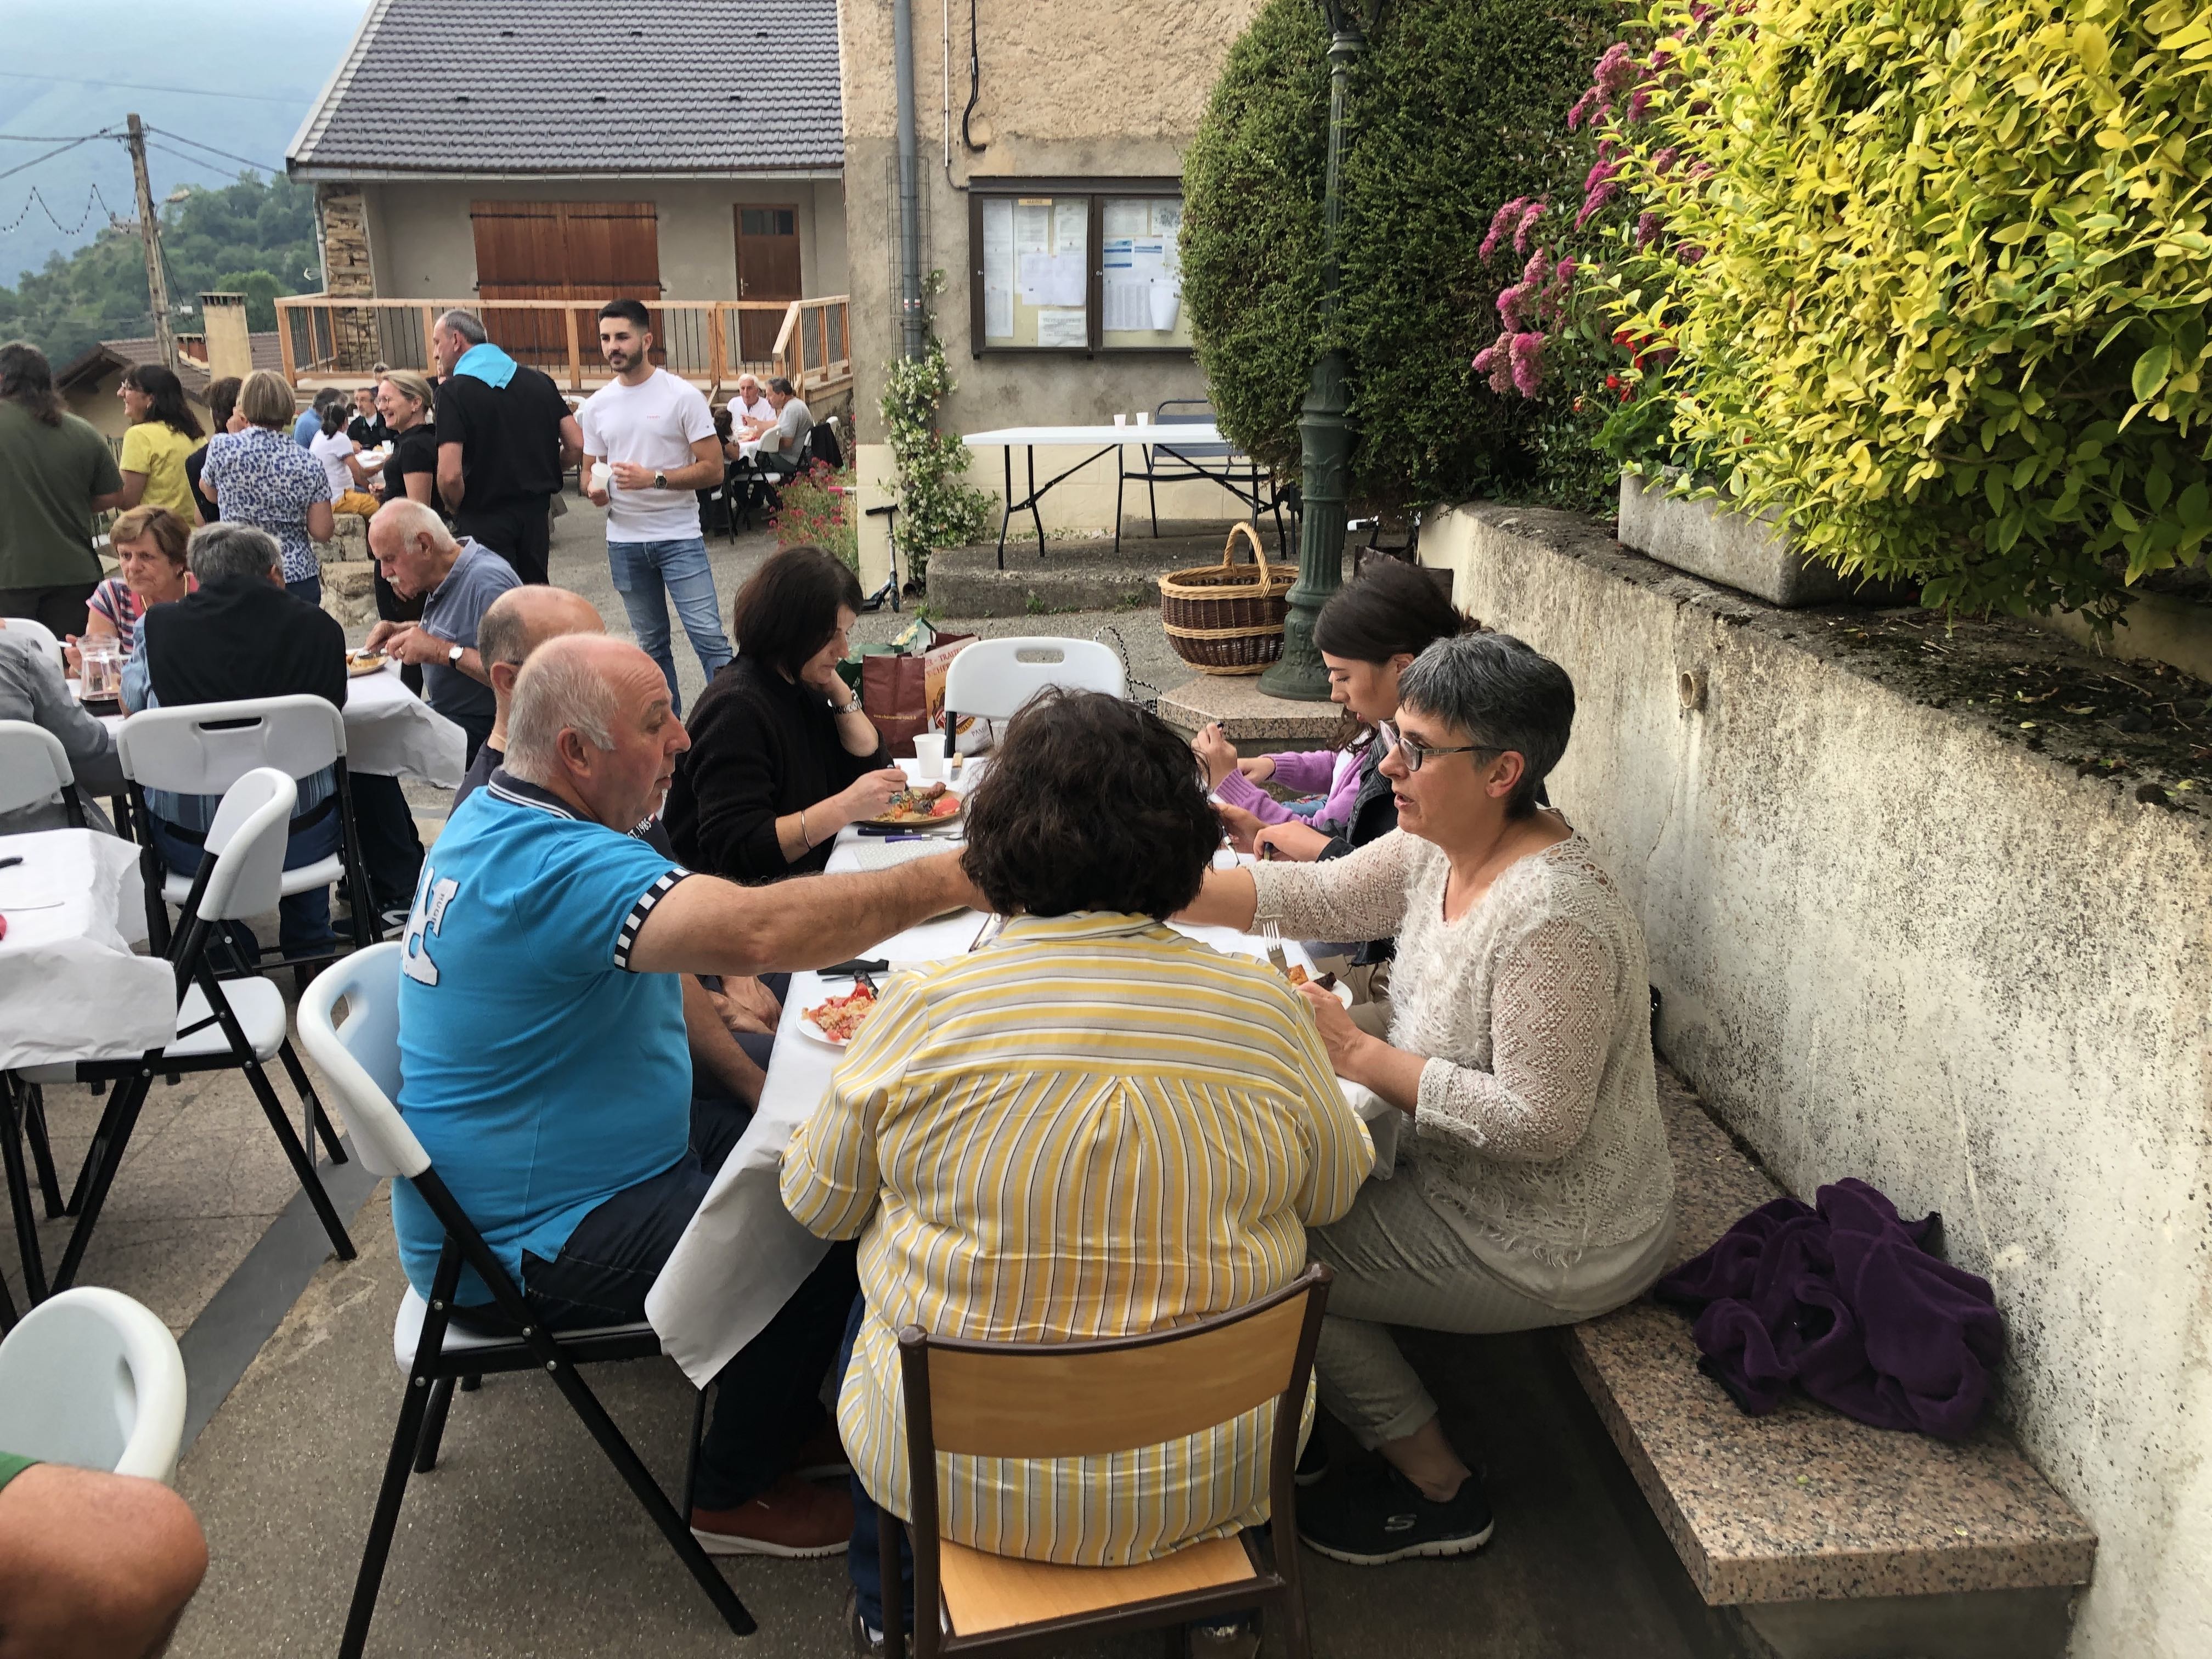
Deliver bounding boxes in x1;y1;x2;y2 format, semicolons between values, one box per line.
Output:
447;643;464;667
653;469;668;490
832;693;864;715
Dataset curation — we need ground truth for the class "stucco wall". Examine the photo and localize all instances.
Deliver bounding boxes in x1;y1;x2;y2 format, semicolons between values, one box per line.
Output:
1421;501;2212;1659
839;0;1265;548
354;176;848;302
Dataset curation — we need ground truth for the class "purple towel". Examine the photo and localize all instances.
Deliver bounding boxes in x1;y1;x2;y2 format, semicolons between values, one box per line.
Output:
1654;1178;2004;1440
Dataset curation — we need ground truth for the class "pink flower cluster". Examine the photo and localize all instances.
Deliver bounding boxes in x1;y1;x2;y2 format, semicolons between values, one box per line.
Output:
1568;42;1645;130
1478;197;1549;262
1472;246;1580;399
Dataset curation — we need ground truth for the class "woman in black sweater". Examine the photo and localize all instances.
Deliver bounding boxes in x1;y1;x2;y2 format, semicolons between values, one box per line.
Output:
666;546;907;881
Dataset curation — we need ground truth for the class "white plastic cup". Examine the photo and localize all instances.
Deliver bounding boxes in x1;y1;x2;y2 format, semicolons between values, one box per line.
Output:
1113;413;1127;427
912;731;948;780
1135;411;1150;426
590;461;612;494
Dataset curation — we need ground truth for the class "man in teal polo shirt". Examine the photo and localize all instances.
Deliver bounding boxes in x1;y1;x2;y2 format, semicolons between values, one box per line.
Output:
396;633;974;1560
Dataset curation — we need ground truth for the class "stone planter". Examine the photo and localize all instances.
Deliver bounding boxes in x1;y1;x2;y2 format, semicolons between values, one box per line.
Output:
1617;470;1905;608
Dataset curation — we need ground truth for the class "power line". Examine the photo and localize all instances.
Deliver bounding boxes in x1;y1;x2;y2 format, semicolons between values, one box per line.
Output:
0;131;117;188
145;138;275;178
143;128;280;176
0;69;307;106
0;133;125;143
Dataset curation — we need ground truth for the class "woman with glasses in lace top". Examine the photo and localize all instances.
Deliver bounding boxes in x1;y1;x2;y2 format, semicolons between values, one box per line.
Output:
1181;628;1675;1571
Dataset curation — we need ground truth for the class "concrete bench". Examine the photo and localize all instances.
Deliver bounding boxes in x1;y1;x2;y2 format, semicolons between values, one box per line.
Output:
1564;1068;2097;1658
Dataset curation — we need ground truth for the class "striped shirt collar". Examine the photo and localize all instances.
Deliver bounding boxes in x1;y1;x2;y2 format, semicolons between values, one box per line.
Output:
484;766;668;842
995;911;1174;945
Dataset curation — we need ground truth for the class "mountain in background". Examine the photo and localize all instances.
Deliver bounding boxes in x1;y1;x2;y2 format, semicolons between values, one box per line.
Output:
0;0;369;359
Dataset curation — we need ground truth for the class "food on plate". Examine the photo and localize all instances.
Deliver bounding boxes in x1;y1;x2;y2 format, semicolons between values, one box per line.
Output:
346;647;387;676
1280;964;1339;993
803;983;878;1043
871;782;962;825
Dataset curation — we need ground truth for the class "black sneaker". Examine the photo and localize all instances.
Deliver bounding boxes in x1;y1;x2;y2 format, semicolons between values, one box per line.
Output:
1297;1465;1494;1566
1295;1431;1331;1488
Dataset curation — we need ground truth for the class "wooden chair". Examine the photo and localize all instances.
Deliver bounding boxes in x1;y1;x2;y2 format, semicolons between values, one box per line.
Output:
881;1263;1332;1659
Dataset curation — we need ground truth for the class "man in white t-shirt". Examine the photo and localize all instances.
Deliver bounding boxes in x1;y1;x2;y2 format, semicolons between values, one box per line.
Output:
578;298;732;712
726;373;773;436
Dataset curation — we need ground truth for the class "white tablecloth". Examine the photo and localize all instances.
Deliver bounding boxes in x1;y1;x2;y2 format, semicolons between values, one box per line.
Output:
0;829;175;1071
646;833;1398;1388
94;662;467;787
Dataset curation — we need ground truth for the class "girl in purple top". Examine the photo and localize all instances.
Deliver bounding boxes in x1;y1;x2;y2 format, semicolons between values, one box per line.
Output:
1196;560;1474;863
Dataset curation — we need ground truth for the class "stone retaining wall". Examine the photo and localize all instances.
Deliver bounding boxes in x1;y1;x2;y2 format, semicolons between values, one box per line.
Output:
1421;502;2212;1659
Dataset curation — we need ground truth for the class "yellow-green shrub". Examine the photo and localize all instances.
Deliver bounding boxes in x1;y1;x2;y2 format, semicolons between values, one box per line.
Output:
1601;0;2212;620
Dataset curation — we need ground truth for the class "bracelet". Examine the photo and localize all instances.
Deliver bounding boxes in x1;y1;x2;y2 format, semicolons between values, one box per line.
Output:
798;807;811;846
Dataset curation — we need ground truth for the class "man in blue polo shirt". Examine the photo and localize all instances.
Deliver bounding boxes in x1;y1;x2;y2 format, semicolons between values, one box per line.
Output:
396;633;975;1559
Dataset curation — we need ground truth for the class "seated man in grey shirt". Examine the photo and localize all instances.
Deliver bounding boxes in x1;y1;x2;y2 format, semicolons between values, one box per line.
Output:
364;498;519;763
0;623;123;833
754;376;814;481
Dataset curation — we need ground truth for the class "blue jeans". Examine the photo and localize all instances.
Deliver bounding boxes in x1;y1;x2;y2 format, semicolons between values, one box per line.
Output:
148;804;344;959
450;1094;858;1511
606;537;732;713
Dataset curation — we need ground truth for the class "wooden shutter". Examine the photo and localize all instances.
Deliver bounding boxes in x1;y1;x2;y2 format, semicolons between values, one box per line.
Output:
469;200;662;369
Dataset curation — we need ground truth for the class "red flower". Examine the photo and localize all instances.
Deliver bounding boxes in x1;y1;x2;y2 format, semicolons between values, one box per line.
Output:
1605;374;1621;390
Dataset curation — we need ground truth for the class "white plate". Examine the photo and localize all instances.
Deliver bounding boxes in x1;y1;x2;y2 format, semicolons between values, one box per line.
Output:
794;1016;847;1047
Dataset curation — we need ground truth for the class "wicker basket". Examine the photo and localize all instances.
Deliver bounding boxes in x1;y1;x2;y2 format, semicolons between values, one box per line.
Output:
1159;523;1295;676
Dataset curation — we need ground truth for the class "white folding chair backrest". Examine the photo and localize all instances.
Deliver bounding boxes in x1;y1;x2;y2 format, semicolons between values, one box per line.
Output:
0;719;75;816
1;616;65;672
941;637;1126;721
297;941;428;1182
196;768;297;922
117;694;347;798
0;1287;189;1483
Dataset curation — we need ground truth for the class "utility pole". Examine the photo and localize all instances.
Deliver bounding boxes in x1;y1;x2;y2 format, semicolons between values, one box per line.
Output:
125;114;179;375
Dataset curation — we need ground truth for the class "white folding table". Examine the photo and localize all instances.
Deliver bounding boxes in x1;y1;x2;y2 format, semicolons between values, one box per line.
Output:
961;422;1280;566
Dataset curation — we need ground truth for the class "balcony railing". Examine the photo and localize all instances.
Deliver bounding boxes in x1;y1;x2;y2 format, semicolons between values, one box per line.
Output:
272;296;853;400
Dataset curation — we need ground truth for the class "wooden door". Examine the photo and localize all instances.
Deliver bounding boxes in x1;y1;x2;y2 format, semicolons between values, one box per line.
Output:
470;201;662;370
735;205;802;362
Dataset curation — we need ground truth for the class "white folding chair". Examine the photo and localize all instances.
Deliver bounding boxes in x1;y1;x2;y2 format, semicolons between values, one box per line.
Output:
0;616;65;672
941;636;1127;723
0;719;84;828
117;694;377;966
21;768;355;1299
296;945;753;1659
0;1287;187;1483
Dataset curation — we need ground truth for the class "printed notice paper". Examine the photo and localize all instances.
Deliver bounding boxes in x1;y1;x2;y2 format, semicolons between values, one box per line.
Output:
1019;251;1086;308
1036;307;1087;348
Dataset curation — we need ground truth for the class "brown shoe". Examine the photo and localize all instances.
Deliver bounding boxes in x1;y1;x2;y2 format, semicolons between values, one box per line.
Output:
691;1473;853;1558
790;1418;852;1482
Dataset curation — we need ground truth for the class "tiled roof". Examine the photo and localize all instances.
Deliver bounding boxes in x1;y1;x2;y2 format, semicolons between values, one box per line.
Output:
287;0;843;176
63;334;286;400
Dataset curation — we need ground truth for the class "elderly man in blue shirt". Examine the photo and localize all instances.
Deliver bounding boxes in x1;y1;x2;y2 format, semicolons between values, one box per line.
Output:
394;632;977;1560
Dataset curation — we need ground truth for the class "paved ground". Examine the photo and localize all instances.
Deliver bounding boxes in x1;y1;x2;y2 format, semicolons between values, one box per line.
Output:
39;494;1749;1657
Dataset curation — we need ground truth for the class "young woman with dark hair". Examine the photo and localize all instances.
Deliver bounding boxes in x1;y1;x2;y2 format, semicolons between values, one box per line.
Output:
116;363;206;520
184;376;242;522
1197;559;1474;864
663;544;907;881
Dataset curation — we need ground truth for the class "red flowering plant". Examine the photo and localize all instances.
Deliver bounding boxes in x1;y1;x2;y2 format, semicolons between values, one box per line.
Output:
1468;25;1709;495
772;459;858;571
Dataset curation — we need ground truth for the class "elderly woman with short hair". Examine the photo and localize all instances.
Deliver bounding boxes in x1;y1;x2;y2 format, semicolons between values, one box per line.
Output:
781;689;1375;1645
1184;629;1675;1568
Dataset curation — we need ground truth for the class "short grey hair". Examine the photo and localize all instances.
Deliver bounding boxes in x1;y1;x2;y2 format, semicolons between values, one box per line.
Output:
503;637;619;781
1395;631;1575;818
767;376;795;398
435;309;488;347
187;522;282;584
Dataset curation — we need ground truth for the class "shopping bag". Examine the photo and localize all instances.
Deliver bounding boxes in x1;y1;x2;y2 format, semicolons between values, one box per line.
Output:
861;648;930;759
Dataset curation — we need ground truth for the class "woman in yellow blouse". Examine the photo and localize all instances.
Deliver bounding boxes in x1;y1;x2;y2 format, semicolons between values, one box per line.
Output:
115;364;205;520
781;690;1374;1644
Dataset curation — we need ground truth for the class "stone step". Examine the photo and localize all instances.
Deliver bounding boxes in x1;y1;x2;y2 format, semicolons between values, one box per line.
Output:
1568;1067;2097;1657
926;522;1295;619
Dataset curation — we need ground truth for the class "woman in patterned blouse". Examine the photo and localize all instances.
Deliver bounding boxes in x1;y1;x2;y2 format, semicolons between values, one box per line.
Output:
198;370;334;604
81;504;195;656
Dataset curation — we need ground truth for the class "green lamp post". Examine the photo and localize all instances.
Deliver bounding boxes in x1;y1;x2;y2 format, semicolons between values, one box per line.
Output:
1260;0;1384;701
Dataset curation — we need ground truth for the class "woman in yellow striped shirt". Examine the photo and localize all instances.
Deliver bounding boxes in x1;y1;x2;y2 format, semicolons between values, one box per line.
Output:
780;690;1374;1643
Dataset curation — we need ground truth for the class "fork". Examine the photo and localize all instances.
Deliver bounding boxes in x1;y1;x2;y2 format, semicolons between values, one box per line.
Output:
1260;917;1290;976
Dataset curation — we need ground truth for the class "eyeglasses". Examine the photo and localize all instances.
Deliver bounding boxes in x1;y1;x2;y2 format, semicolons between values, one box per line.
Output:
1392;736;1501;774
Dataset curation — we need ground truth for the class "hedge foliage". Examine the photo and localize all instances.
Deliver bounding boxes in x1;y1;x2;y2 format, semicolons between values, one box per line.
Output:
1602;0;2212;620
1182;0;1618;511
